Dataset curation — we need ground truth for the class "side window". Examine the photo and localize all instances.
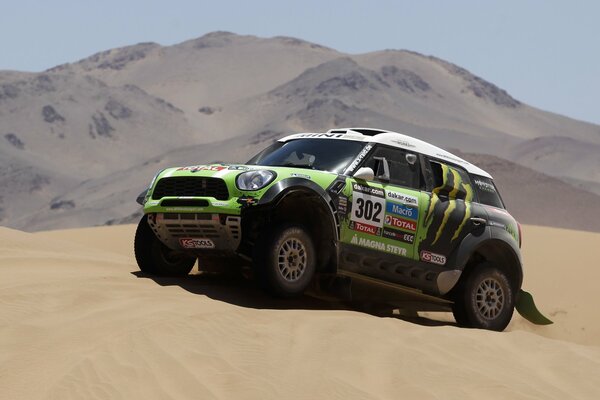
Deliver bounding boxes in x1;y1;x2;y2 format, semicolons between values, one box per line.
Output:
363;146;422;189
471;175;505;208
428;160;473;201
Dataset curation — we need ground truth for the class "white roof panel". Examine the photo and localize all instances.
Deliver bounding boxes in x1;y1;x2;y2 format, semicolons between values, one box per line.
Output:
279;128;492;178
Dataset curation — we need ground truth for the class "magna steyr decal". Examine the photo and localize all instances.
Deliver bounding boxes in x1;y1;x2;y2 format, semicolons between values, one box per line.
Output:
350;235;407;256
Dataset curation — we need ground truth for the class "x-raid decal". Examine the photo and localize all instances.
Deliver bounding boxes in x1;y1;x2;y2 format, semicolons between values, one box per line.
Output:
346;144;373;174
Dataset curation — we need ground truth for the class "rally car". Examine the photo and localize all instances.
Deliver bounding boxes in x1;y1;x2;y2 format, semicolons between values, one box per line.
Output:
134;128;551;331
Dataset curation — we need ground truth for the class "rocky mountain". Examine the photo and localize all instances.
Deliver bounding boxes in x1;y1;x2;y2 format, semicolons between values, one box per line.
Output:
1;32;599;231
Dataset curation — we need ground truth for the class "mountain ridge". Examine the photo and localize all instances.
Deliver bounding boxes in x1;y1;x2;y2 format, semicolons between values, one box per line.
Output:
1;31;599;231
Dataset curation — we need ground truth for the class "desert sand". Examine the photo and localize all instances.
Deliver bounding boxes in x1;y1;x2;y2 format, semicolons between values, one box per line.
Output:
1;224;599;399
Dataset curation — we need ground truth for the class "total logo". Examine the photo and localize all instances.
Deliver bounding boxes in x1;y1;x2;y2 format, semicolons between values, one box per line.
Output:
351;221;381;236
179;238;215;249
384;214;417;232
420;251;446;266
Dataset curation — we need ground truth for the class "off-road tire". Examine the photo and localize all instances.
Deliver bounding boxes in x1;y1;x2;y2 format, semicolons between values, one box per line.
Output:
134;215;196;277
452;262;515;331
254;224;316;297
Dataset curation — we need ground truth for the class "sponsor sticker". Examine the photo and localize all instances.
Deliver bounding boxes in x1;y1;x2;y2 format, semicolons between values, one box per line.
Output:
390;139;415;148
385;190;418;207
179;238;215;249
384;214;417;232
350;221;381;236
351;186;386;229
295;132;345;138
487;220;506;228
337;195;349;216
420;251;446;265
346;144;373;173
382;228;415;244
290;173;311;179
385;202;418;220
350;235;407;256
474;178;497;193
353;183;385;197
176;165;227;172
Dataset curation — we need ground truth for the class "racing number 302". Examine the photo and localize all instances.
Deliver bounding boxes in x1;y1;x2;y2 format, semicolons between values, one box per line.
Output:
354;198;382;223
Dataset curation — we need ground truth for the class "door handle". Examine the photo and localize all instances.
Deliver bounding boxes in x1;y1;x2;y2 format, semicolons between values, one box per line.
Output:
470;217;487;226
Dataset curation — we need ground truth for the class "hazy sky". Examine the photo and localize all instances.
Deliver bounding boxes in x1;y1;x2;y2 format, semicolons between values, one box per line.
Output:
1;0;598;125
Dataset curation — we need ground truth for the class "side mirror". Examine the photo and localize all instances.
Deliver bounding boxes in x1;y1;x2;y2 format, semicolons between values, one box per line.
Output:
136;189;148;205
353;167;375;181
373;157;390;183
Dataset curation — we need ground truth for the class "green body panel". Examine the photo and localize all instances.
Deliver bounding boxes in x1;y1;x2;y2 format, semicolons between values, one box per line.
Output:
339;178;429;261
137;139;552;328
142;164;338;215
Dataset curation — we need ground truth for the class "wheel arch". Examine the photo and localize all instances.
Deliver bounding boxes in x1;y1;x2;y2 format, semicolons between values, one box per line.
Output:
447;226;523;296
247;178;340;272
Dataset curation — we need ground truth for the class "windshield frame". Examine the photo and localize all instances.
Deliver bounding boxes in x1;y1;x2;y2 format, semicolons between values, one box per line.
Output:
246;138;368;175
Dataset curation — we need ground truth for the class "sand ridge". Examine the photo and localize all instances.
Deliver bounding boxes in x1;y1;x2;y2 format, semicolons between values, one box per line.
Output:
0;224;599;399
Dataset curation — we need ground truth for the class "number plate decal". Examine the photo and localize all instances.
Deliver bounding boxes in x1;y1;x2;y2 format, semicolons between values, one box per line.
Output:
350;183;385;230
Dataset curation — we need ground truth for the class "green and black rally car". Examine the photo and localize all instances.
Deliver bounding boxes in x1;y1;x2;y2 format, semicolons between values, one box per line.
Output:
135;128;551;331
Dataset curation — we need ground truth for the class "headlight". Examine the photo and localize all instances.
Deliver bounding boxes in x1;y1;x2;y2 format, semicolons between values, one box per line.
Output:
236;170;276;191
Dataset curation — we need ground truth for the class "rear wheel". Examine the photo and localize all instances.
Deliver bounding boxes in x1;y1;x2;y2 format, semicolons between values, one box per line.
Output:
134;215;196;277
254;224;316;297
452;262;515;331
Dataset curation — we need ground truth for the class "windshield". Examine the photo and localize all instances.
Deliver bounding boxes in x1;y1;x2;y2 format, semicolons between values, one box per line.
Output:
247;139;366;174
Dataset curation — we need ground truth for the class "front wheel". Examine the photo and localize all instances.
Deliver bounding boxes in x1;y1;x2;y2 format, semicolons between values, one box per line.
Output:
254;224;316;297
134;215;196;277
452;262;515;331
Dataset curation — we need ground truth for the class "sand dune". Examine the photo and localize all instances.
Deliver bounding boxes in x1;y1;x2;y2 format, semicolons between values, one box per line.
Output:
1;224;599;399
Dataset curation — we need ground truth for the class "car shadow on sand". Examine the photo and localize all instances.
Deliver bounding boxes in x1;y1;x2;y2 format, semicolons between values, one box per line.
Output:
131;271;457;328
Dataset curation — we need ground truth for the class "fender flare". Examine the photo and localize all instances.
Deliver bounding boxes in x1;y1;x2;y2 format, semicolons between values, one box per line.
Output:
448;225;523;288
258;177;339;241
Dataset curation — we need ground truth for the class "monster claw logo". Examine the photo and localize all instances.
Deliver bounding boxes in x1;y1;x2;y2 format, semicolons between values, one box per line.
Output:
420;163;474;256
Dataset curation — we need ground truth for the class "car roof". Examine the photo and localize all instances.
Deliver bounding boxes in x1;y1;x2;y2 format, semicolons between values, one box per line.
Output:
279;127;492;178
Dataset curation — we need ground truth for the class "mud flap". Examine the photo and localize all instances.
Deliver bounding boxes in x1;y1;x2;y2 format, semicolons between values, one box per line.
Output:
515;289;553;325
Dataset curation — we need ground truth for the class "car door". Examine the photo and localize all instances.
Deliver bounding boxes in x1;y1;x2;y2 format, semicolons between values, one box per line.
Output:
414;159;487;267
339;145;427;265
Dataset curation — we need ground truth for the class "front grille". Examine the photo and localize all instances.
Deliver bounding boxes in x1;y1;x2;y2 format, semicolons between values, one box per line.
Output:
152;177;229;200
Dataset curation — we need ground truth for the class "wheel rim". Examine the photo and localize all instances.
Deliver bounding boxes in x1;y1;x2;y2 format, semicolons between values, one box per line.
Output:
277;237;307;282
475;278;505;320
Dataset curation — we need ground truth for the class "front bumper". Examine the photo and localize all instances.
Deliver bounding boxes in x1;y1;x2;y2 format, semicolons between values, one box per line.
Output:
147;212;242;254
